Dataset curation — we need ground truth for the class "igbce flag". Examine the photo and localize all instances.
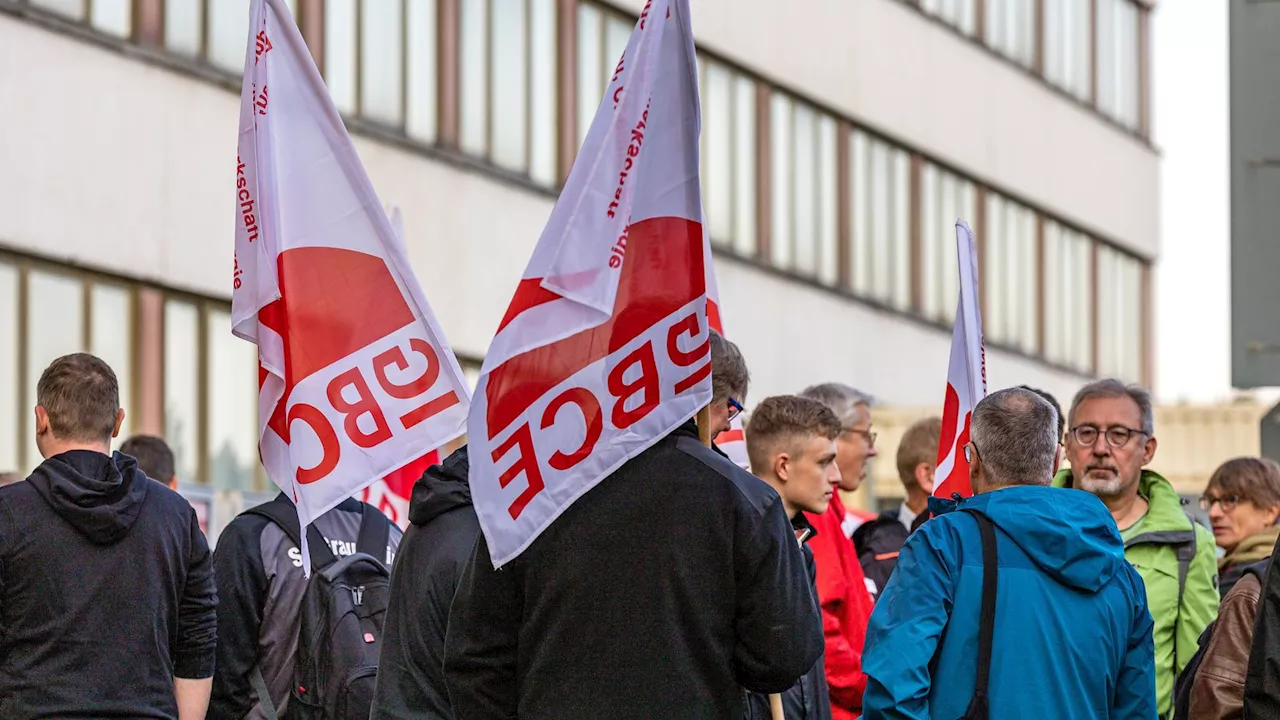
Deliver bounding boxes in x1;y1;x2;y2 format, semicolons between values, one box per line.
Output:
932;221;987;500
470;0;716;567
231;0;470;571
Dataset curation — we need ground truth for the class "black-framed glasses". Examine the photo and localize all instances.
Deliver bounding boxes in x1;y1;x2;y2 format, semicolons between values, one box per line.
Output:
963;441;980;463
1069;425;1147;449
727;397;744;422
1199;494;1242;513
846;428;878;447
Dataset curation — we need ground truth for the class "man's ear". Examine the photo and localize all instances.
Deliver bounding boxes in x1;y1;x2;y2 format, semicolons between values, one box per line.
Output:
168;476;180;492
1142;435;1157;466
773;452;791;483
968;451;983;494
34;406;50;436
1052;447;1062;477
112;408;125;439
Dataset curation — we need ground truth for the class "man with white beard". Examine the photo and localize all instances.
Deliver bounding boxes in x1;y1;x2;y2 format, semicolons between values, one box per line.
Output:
1052;379;1218;719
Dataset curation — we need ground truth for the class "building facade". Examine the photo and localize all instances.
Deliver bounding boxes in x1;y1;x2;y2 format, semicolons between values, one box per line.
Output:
0;0;1157;538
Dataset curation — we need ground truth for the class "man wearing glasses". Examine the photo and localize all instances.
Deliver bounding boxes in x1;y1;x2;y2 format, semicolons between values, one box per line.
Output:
1052;379;1218;720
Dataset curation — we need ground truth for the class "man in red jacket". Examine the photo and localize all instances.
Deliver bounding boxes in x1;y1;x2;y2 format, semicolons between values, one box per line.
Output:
801;383;877;719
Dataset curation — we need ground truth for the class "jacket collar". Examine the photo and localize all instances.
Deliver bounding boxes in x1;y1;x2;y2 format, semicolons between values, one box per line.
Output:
1053;467;1193;535
791;511;818;546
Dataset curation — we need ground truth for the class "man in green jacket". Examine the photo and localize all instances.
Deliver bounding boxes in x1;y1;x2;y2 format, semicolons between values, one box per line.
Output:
1053;379;1218;719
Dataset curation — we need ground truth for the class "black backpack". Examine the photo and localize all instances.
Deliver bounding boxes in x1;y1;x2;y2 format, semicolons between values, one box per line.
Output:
247;499;392;720
1172;558;1270;720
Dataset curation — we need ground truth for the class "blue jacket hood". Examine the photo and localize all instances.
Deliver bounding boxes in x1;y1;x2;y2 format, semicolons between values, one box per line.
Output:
933;485;1126;593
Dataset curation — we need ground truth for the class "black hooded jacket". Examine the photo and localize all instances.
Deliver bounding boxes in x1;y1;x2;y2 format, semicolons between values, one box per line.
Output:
443;420;824;720
372;446;479;720
0;450;218;719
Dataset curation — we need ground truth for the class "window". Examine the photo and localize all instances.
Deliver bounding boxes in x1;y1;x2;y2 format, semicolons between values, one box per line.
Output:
770;92;838;285
1097;0;1140;129
1096;246;1143;380
1045;0;1092;102
206;309;260;492
985;0;1036;69
0;263;17;470
983;193;1039;354
921;0;977;37
406;0;439;143
460;0;559;184
165;0;203;56
164;299;200;484
29;0;131;36
155;0;297;73
90;283;134;446
361;0;405;127
1043;221;1094;372
25;271;86;472
577;4;634;148
699;55;758;258
920;163;976;323
849;130;911;309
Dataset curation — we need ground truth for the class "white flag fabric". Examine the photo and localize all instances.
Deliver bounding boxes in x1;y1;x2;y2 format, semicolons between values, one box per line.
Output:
933;220;987;500
469;0;716;567
231;0;470;571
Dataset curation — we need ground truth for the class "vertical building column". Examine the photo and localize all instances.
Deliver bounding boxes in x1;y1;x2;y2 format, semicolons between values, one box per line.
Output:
557;0;578;184
754;83;772;262
438;0;461;148
134;288;166;437
1089;240;1101;376
1138;5;1151;138
836;124;852;290
1141;261;1154;389
134;0;164;47
909;154;924;314
300;0;326;69
1035;215;1047;358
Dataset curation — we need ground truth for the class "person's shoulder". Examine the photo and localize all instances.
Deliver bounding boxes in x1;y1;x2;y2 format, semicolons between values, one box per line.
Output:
670;433;781;517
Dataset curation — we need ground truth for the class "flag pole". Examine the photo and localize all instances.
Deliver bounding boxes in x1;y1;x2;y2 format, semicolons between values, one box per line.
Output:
696;403;785;720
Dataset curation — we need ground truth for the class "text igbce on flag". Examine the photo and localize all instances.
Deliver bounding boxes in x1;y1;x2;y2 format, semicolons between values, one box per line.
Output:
932;221;987;500
230;0;470;570
358;206;442;529
470;0;716;567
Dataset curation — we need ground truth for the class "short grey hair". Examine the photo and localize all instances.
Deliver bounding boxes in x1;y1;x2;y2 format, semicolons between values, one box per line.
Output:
970;387;1059;487
1068;379;1155;436
709;331;749;404
799;383;874;430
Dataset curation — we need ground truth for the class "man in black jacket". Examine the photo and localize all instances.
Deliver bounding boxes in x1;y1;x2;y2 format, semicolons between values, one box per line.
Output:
742;395;842;720
210;493;402;718
0;353;218;719
372;446;477;719
444;418;822;720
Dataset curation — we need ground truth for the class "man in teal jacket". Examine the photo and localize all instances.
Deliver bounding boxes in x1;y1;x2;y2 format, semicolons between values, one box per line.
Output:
1053;379;1218;719
863;387;1156;719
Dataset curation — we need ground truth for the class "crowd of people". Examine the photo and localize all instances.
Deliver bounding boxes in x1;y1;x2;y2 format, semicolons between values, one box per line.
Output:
5;340;1280;719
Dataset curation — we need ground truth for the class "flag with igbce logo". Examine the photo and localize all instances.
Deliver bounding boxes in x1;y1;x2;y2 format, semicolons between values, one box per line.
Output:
230;0;470;571
469;0;718;567
932;220;987;500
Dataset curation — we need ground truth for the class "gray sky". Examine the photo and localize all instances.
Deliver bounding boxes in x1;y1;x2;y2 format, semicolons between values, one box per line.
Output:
1154;1;1234;402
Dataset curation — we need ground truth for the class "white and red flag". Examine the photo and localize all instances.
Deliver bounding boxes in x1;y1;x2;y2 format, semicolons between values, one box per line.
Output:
932;221;987;500
231;0;469;569
469;0;716;567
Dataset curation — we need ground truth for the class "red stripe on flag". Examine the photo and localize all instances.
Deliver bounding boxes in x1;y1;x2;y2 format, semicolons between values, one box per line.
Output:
715;428;744;444
485;216;706;436
496;278;564;335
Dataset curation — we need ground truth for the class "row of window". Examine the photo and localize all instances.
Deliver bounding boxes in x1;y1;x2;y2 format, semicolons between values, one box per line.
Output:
0;254;486;484
10;0;1148;381
709;68;1142;377
918;0;1145;132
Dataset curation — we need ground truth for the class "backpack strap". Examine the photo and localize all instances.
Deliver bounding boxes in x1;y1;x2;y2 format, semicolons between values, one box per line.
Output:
245;497;339;568
355;503;391;564
960;509;998;720
1170;513;1198;686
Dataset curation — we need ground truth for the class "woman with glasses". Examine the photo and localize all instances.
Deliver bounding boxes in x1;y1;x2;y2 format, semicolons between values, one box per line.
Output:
1181;457;1280;719
1200;457;1280;597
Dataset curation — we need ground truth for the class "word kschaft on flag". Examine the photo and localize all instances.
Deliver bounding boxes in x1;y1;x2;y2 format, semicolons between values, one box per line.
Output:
230;0;470;572
932;220;987;500
469;0;717;567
